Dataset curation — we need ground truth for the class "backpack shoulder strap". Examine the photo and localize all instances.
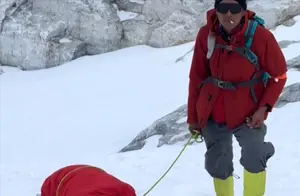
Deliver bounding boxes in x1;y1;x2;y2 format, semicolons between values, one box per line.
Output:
243;16;271;88
245;20;257;49
242;16;265;70
244;16;264;49
206;31;216;59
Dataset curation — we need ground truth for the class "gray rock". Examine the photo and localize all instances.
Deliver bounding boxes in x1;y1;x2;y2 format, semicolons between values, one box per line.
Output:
120;82;300;152
114;0;144;13
286;55;300;70
121;15;153;47
0;0;122;70
248;0;300;29
32;0;123;55
0;0;27;28
175;46;194;63
2;0;300;69
278;40;300;49
0;5;87;70
142;0;208;22
148;10;202;47
46;39;87;69
275;83;300;108
119;104;191;152
273;1;300;27
140;0;300;47
282;18;296;27
141;0;211;48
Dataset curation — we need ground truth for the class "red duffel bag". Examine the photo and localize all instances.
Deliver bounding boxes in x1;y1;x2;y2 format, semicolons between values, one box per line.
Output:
41;164;136;196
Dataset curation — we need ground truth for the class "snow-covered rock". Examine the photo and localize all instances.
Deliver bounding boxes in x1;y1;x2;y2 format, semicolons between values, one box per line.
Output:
120;81;300;152
1;0;300;69
287;54;300;70
31;0;122;54
282;18;296;27
248;0;300;28
0;0;122;70
120;60;300;152
278;40;300;49
121;15;153;47
0;9;87;70
148;10;202;47
138;0;300;47
119;104;190;153
275;83;300;108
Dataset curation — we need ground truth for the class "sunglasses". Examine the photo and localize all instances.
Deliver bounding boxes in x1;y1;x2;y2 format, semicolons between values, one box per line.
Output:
216;3;242;14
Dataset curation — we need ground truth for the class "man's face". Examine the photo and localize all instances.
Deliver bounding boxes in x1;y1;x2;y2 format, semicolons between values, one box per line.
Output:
216;0;244;32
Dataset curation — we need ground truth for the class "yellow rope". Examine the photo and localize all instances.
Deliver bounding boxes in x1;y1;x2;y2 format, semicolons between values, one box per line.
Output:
54;133;202;196
142;133;202;196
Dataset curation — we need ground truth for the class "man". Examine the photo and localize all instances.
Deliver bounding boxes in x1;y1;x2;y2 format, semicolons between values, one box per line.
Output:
187;0;287;195
41;164;136;196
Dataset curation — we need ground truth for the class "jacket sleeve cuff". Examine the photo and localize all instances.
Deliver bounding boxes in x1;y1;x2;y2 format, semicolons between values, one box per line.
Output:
259;102;273;112
258;78;287;112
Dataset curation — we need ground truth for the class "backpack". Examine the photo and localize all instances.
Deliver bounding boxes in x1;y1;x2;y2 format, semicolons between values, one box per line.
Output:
199;15;270;104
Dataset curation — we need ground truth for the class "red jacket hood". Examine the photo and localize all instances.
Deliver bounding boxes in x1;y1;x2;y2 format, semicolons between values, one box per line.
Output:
206;9;257;34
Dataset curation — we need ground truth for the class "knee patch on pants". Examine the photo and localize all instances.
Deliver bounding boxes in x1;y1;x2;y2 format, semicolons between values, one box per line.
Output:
235;124;275;173
240;141;275;173
205;142;234;180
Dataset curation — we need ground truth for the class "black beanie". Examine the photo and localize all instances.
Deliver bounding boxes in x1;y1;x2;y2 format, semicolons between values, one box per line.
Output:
214;0;247;10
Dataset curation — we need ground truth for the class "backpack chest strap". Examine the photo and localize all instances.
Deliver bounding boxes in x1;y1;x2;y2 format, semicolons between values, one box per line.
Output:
214;44;259;70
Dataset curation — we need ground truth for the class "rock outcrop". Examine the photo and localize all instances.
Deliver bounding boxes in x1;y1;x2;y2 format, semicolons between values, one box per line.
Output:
282;18;296;27
120;53;300;153
275;83;300;108
132;0;300;48
1;0;300;69
278;40;300;49
0;0;123;70
119;104;190;153
120;83;300;152
287;54;300;70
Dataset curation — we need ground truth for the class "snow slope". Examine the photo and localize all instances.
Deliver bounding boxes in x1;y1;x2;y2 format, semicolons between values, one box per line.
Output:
1;16;300;196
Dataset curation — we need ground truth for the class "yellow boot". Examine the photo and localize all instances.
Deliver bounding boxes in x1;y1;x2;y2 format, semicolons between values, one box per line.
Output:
213;176;234;196
244;169;266;196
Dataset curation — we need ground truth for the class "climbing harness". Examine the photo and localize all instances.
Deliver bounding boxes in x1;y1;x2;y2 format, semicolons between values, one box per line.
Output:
142;132;203;196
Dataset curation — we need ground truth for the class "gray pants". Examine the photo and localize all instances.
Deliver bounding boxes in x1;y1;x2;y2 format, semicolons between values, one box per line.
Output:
202;120;275;180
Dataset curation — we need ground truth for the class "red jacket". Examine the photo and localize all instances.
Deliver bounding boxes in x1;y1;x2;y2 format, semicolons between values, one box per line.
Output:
187;9;287;129
41;165;136;196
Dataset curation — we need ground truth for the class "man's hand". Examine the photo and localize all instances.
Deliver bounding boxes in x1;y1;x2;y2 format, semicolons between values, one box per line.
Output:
246;106;267;128
188;124;202;135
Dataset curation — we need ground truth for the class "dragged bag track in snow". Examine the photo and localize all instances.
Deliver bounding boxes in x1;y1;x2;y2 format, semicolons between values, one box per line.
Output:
1;16;300;196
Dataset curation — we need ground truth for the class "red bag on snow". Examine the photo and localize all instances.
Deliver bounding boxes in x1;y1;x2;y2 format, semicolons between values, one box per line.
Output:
41;164;137;196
